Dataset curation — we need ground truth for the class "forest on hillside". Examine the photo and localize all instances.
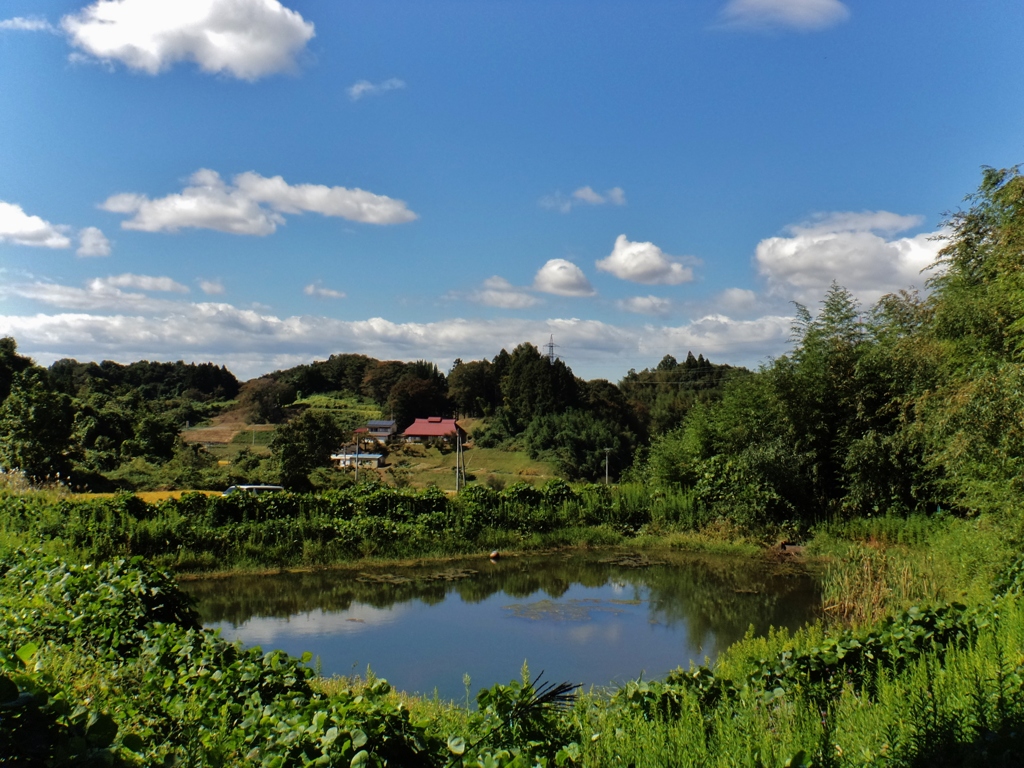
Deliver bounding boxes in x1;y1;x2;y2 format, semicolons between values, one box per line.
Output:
0;324;738;492
2;166;1024;525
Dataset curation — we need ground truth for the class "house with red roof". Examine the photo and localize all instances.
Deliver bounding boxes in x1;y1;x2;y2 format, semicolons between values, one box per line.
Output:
401;417;467;444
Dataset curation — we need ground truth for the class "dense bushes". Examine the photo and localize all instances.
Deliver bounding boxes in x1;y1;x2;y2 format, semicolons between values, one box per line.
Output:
6;546;1024;765
640;168;1024;529
0;551;440;766
0;482;706;571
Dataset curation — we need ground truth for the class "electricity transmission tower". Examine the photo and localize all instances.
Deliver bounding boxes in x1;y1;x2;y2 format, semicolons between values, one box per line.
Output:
545;334;560;365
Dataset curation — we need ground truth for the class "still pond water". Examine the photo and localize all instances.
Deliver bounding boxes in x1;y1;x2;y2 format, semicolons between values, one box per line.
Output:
181;550;820;702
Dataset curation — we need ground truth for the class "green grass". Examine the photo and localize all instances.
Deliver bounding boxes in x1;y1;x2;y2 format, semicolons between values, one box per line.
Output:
387;443;558;491
7;480;1024;764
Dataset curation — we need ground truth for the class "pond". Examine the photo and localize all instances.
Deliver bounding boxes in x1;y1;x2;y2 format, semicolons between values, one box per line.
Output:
180;549;820;702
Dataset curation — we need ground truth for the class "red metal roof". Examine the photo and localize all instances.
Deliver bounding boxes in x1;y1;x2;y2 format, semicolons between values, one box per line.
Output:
401;417;465;437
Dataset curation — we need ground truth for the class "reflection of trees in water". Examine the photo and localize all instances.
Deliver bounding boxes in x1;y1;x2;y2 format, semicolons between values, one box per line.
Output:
641;560;821;656
182;551;820;649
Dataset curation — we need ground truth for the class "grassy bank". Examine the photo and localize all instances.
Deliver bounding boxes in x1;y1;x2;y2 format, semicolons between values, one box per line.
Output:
0;481;707;573
4;536;1024;766
4;484;1024;765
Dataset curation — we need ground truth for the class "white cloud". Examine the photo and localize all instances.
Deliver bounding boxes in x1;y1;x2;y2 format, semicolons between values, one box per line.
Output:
755;211;943;305
720;0;850;30
61;0;315;80
642;314;793;362
572;186;603;205
538;193;573;214
100;273;189;293
788;211;924;237
596;234;696;285
0;302;795;381
101;168;417;234
77;227;111;257
533;259;595;297
0;201;72;248
347;77;406;101
540;186;626;213
199;279;225;295
604;187;627;206
618;296;672;315
470;276;540;309
304;283;346;299
716;288;758;313
5;278;187;313
0;271;801;379
233;171;416;223
0;17;56;32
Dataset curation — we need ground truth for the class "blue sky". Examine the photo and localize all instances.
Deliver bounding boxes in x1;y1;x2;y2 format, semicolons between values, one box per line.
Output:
1;0;1022;381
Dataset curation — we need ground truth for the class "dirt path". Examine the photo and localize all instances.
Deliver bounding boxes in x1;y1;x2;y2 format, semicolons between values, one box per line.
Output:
181;409;275;445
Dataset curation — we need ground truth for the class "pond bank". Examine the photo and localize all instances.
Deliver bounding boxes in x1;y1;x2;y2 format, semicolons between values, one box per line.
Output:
172;526;789;581
180;547;822;701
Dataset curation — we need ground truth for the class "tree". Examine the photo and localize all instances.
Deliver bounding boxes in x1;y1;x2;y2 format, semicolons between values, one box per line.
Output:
498;343;580;434
914;166;1024;512
776;282;868;510
238;377;296;424
120;414;178;462
387;375;451;430
448;359;500;417
0;368;75;482
0;337;34;404
270;410;345;490
361;361;410;406
619;351;742;437
524;409;635;482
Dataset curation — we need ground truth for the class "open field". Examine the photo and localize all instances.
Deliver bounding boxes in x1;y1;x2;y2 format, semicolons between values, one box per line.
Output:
387;442;557;490
181;408;275;446
178;407;557;490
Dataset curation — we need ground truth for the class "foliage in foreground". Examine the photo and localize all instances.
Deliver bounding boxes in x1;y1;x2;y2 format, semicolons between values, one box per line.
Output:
0;481;702;571
4;544;1024;766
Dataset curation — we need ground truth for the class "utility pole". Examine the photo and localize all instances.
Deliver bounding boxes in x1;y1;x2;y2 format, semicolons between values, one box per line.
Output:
603;447;612;485
455;433;462;492
355;438;359;484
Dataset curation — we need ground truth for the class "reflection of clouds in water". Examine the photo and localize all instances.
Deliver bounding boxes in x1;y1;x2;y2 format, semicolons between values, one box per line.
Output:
567;622;623;646
212;603;406;645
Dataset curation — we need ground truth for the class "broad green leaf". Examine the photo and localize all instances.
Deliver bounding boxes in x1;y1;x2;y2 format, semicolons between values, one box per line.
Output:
15;642;38;666
447;735;466;756
350;750;370;768
86;712;118;748
121;733;144;753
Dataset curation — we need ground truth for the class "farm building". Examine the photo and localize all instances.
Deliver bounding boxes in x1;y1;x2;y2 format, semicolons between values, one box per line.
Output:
401;417;466;444
330;451;384;469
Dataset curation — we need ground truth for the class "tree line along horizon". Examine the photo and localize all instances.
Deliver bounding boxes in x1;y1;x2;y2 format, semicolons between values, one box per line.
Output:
0;331;738;492
2;166;1024;526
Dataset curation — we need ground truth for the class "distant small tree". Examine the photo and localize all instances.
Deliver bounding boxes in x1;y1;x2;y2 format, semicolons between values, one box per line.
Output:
238;377;296;424
270;410;344;490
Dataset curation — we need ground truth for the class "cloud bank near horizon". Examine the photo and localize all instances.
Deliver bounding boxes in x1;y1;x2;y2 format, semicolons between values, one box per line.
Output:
0;207;942;380
0;290;793;381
